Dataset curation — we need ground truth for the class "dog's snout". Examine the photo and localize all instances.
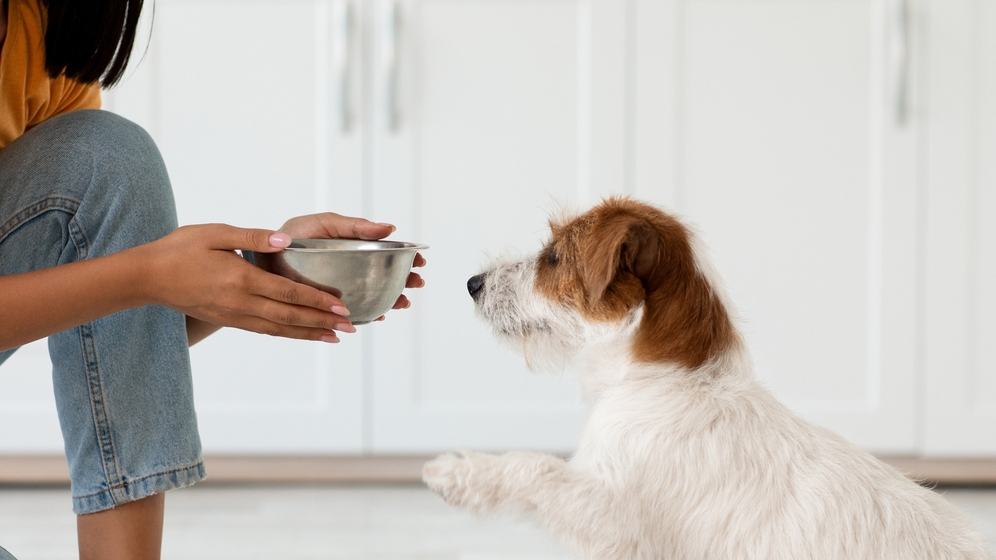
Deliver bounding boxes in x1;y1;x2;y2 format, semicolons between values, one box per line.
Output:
467;274;486;300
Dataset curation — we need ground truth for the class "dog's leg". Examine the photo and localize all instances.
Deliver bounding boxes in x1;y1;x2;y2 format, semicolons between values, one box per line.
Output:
424;450;567;515
424;451;634;559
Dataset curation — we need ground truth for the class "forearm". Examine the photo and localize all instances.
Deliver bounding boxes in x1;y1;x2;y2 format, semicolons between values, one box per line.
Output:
0;246;151;352
0;221;368;352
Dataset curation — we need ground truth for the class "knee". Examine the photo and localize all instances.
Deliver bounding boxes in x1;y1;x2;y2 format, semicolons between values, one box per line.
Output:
44;110;165;173
2;110;167;192
0;111;178;258
40;111;178;248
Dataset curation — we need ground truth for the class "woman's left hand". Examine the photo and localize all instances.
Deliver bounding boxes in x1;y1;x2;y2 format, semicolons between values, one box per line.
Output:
279;212;426;317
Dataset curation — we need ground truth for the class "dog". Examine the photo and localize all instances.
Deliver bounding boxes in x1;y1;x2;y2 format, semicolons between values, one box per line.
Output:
423;197;994;560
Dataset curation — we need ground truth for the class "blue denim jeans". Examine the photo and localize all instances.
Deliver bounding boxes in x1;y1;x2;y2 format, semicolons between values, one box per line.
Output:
0;110;205;518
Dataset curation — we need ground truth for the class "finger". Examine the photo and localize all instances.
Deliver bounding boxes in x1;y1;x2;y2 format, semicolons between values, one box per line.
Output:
249;296;356;332
352;220;396;240
309;213;396;240
247;268;350;315
231;315;341;343
375;315;386;322
405;272;424;289
392;295;411;310
413;253;426;267
206;224;291;253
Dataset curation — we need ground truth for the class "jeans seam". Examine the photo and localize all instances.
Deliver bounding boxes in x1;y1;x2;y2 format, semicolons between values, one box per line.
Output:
79;317;125;500
72;218;125;500
0;196;80;245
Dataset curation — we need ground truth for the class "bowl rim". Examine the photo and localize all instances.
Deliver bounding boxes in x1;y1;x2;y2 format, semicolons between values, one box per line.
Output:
285;239;429;252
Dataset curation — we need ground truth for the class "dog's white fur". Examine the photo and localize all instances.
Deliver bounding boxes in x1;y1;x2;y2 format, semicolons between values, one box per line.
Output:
424;201;993;560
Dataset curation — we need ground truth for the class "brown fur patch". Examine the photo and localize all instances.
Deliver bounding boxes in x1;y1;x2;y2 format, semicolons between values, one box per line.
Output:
534;198;737;369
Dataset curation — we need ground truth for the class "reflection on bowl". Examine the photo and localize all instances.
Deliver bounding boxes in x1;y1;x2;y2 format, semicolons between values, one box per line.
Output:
243;239;427;325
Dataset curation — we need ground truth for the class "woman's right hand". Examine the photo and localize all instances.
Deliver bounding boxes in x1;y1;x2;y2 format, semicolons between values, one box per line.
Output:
137;223;353;343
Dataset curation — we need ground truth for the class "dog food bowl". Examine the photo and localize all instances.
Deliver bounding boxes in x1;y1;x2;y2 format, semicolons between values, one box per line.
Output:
243;239;427;325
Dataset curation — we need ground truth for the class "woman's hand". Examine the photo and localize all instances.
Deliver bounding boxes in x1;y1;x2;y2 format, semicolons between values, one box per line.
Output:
0;213;425;352
279;212;426;318
139;223;353;343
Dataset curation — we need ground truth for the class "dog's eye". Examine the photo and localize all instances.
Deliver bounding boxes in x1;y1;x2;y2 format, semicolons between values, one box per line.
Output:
544;247;559;266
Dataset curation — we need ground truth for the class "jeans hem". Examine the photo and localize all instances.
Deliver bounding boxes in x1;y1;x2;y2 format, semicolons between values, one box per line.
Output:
72;461;206;515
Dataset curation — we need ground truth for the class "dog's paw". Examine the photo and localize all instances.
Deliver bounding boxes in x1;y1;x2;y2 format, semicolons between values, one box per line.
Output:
422;453;473;507
422;451;506;515
424;451;570;516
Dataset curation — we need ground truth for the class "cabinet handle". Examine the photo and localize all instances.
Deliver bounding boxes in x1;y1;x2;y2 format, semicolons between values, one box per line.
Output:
891;0;910;125
332;0;353;132
381;0;401;132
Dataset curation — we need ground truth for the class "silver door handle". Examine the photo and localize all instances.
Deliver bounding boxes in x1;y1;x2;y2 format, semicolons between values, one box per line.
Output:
381;0;401;132
891;0;910;125
332;0;353;133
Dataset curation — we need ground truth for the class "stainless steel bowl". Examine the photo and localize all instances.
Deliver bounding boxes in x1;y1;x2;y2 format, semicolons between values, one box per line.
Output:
243;239;427;325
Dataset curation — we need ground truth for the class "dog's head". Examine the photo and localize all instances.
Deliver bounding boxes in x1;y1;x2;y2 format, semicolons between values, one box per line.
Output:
469;197;738;370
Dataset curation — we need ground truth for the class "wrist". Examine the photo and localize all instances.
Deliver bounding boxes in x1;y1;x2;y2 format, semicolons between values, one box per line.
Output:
120;241;164;308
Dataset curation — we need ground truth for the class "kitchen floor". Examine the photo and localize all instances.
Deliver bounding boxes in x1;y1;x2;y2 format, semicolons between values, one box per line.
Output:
1;484;995;560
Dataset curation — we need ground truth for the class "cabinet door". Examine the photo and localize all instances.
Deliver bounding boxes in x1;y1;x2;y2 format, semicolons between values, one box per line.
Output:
922;0;996;456
104;0;365;453
0;339;63;452
368;0;626;452
633;0;919;453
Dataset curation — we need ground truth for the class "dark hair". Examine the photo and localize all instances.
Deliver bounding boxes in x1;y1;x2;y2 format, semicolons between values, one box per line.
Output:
41;0;145;88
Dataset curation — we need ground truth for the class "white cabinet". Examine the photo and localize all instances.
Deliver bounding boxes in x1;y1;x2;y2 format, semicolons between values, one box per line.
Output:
922;0;996;456
106;0;368;453
631;0;920;453
3;0;991;458
0;340;63;452
366;0;625;452
369;0;922;454
100;0;628;454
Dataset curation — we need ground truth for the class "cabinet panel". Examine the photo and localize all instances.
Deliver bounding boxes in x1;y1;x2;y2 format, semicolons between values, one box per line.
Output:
634;0;918;453
369;0;625;452
105;0;365;453
923;0;996;455
0;340;63;452
684;0;873;405
2;0;941;458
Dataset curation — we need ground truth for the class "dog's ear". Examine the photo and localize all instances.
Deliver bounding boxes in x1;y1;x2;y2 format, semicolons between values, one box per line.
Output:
583;217;662;304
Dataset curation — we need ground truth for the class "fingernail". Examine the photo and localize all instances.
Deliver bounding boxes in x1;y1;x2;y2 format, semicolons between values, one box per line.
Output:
335;323;357;334
269;233;291;248
419;279;426;288
331;305;350;316
321;334;340;343
377;222;397;233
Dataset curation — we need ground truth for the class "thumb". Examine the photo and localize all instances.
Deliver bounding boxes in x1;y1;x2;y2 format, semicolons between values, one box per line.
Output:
208;224;292;252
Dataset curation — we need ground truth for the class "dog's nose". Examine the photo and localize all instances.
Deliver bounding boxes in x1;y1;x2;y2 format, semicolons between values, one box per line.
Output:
467;274;486;300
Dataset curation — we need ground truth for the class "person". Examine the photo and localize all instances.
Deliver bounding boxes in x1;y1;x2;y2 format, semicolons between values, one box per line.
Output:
0;0;425;558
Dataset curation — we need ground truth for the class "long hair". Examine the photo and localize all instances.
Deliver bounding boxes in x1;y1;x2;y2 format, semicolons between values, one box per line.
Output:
41;0;145;88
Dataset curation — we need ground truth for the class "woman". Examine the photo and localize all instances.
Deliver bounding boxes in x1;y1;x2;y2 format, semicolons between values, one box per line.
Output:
0;0;424;558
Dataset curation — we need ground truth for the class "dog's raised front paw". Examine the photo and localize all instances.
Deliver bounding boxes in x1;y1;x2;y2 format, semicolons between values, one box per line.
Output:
423;452;473;505
422;451;506;515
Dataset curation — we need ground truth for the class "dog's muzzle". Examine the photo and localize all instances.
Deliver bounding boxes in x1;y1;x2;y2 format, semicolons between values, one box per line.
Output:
467;274;486;301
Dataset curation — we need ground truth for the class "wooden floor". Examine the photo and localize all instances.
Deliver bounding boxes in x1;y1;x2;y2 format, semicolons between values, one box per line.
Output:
3;455;996;485
1;483;995;560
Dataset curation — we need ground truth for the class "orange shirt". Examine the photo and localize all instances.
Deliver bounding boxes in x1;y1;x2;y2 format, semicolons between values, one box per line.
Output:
0;0;101;149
